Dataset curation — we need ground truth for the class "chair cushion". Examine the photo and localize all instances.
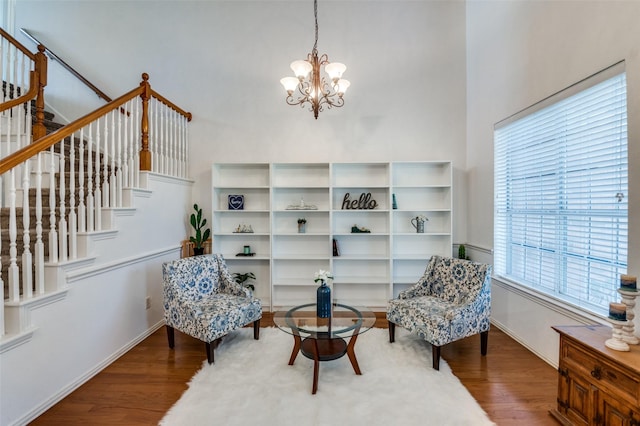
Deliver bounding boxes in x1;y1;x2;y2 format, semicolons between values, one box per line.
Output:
166;294;262;343
387;295;488;347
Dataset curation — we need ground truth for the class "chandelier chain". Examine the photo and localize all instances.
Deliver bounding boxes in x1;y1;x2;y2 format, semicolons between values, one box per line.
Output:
313;0;318;53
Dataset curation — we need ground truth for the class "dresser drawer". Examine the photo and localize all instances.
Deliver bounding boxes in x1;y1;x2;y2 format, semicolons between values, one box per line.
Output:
563;339;640;405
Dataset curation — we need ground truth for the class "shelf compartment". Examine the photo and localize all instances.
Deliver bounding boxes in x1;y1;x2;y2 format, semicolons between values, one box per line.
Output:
391;187;451;211
273;210;329;234
332;259;390;283
271;163;330;187
225;259;271;305
333;284;389;308
392;259;428;283
392;162;451;187
272;235;330;258
213;187;270;211
213;234;270;257
272;286;319;309
332;210;389;234
332;163;389;187
212;163;269;187
212;211;270;234
392;234;452;259
273;187;330;211
392;210;451;234
332;234;390;258
272;259;330;286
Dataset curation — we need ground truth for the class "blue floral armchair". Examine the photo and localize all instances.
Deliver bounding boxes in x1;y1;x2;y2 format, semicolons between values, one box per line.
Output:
387;255;492;370
163;254;262;364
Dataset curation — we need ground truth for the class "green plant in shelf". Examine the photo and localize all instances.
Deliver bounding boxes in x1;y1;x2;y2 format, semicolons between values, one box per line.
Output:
233;272;256;292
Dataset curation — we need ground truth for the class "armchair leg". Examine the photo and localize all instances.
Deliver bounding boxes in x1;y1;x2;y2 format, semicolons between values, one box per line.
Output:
432;345;441;370
166;325;175;349
388;321;395;343
254;319;261;340
481;330;489;356
206;341;215;364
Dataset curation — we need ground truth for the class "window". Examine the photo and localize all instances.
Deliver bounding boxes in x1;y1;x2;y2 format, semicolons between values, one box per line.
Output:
494;62;628;316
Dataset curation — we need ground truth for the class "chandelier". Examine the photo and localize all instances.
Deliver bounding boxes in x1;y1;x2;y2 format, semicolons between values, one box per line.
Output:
280;0;350;119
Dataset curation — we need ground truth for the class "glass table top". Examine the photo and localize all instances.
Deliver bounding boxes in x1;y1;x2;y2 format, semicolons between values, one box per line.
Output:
273;303;377;339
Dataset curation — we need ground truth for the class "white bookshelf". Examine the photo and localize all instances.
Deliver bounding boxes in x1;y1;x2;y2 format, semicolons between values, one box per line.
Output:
212;161;452;311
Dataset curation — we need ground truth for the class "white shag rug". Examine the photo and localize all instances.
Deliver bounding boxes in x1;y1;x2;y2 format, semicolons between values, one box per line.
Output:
160;327;495;426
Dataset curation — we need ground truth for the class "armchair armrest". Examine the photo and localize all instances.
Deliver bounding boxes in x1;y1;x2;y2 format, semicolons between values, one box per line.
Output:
217;262;253;298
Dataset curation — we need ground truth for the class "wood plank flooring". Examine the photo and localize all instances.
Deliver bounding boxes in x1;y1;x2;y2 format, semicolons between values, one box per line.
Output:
30;314;559;425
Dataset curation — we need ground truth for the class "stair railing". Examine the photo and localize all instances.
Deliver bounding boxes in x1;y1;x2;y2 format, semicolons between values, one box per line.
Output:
1;27;47;141
0;73;191;337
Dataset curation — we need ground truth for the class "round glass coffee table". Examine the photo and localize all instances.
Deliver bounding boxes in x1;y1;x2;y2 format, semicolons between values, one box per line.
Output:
273;303;376;394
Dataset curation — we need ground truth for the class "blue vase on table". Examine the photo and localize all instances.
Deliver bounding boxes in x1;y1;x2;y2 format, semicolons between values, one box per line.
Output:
316;281;331;318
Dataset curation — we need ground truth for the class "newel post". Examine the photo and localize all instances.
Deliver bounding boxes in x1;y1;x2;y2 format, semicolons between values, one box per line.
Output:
32;45;47;141
139;73;152;171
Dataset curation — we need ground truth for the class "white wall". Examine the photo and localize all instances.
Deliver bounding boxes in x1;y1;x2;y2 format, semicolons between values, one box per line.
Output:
466;0;640;365
13;0;470;245
0;174;192;425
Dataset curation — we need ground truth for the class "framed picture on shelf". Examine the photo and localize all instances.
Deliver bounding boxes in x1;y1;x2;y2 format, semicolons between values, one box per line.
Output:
228;194;244;210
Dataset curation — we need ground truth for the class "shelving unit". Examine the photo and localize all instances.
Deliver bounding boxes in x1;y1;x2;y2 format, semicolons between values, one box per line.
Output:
212;161;452;311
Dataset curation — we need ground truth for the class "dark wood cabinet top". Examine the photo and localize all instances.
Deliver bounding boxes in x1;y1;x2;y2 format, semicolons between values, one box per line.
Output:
552;324;640;375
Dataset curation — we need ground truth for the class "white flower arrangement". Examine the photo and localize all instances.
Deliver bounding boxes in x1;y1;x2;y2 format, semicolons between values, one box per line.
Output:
415;214;429;222
314;269;334;284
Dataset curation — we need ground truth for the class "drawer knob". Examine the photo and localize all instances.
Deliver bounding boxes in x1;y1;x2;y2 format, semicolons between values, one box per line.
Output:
590;366;602;380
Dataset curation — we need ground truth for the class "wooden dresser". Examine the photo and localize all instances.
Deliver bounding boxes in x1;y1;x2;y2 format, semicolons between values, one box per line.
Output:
551;325;640;426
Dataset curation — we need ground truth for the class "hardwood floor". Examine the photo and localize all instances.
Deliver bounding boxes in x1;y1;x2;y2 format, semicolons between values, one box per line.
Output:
31;314;559;426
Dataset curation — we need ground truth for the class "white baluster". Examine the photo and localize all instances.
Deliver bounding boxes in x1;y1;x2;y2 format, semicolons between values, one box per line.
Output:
122;100;131;190
102;113;109;210
87;122;95;232
8;169;19;302
133;99;140;187
68;132;77;260
58;139;68;262
34;152;44;295
21;139;32;298
95;119;103;231
78;127;86;233
48;145;58;263
110;110;117;208
184;116;190;179
170;109;177;176
116;106;123;207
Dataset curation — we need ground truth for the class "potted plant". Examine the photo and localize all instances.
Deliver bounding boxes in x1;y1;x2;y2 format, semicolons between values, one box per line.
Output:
297;218;306;233
233;272;256;292
189;203;211;256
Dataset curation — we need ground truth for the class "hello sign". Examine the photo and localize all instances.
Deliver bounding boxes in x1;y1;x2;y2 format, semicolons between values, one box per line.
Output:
341;193;378;210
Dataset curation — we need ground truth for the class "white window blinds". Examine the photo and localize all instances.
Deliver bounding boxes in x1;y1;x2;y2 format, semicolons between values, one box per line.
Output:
494;63;628;316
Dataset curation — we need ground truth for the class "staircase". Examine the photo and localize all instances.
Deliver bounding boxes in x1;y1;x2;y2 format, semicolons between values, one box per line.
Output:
1;29;194;426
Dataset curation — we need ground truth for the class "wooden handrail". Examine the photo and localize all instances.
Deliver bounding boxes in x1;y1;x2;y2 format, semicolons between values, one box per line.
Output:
1;30;48;136
150;89;193;122
0;73;192;175
0;85;144;175
0;70;38;113
0;28;36;60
